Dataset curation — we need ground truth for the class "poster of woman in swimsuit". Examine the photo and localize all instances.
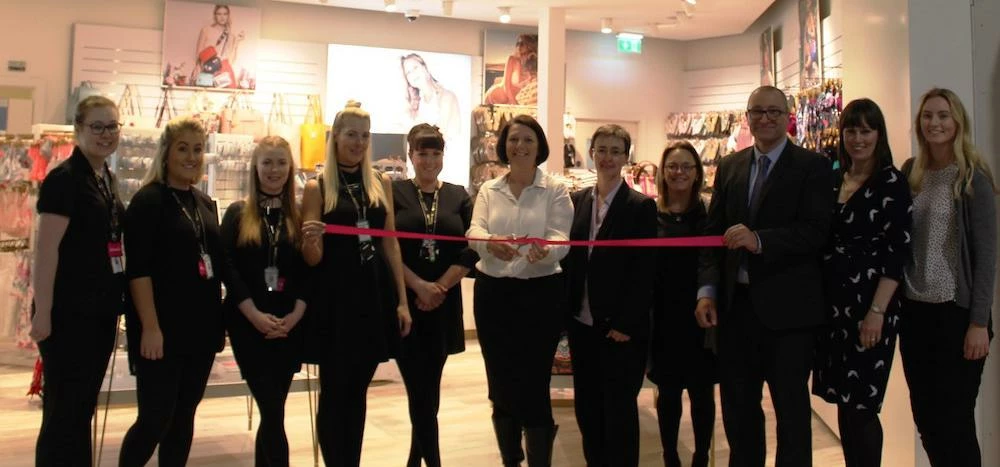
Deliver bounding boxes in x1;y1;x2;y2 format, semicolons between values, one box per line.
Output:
798;0;822;89
162;1;260;90
760;27;775;86
483;30;539;106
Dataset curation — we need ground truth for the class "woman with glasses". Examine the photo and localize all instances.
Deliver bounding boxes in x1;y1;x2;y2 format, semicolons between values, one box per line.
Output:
564;124;657;467
649;142;716;467
119;118;226;467
30;96;126;466
812;99;912;467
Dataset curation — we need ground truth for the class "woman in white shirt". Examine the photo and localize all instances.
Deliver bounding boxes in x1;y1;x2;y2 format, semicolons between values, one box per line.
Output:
467;114;573;467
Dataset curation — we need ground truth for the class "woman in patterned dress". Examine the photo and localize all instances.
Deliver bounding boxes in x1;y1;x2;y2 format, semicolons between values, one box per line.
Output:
812;98;912;467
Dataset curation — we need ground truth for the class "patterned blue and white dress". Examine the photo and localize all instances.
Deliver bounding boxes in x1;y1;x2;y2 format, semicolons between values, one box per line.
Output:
813;165;913;412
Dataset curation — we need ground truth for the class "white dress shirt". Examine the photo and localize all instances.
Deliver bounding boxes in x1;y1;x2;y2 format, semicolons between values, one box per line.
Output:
467;168;573;279
576;180;623;326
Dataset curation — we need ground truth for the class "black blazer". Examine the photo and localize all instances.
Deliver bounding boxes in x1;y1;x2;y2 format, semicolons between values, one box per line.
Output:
698;141;833;330
564;182;658;338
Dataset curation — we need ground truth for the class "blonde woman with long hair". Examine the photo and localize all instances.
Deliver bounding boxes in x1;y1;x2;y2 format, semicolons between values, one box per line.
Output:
120;117;226;467
900;88;997;467
220;136;308;466
300;101;412;465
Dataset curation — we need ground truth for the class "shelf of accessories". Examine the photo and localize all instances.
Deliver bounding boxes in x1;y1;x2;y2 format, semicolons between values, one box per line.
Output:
793;79;843;161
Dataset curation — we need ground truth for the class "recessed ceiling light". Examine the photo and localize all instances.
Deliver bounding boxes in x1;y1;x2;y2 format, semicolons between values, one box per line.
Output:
498;7;511;23
601;18;613;34
384;0;396;12
684;0;697;5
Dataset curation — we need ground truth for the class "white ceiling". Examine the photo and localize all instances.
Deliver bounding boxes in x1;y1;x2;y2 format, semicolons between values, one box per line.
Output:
273;0;776;40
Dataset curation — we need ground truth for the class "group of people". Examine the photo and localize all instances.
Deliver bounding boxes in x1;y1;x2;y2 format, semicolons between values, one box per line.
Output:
29;83;994;467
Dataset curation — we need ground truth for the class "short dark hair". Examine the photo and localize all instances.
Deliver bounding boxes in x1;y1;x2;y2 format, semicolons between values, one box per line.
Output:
496;114;549;165
589;124;631;155
406;123;445;152
838;98;893;170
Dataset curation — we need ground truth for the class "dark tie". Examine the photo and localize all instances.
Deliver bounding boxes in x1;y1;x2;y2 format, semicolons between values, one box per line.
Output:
748;155;771;220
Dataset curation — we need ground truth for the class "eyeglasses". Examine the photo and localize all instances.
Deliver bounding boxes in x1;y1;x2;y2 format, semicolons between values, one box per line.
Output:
593;148;627;157
87;122;123;135
665;163;697;173
746;108;786;120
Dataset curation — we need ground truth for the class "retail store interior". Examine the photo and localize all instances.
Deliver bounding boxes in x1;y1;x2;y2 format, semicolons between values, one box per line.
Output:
0;0;997;466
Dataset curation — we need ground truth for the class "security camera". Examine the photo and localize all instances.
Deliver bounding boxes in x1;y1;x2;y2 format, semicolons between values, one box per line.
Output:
404;9;420;22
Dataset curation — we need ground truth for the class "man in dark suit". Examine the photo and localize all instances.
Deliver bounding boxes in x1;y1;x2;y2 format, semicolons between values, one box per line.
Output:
564;124;657;467
696;86;833;466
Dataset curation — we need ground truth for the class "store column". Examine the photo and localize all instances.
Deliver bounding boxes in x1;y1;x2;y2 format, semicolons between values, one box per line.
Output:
537;6;566;172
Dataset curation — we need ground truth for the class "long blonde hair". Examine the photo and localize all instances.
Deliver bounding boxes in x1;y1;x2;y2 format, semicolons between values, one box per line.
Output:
238;136;301;247
909;88;997;197
141;117;208;187
322;101;386;213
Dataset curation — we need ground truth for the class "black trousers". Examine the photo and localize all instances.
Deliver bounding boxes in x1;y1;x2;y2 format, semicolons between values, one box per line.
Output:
900;298;990;467
656;380;715;467
118;352;216;467
317;353;379;467
35;312;117;467
567;319;646;467
474;273;562;429
397;346;448;467
718;285;814;467
245;366;295;467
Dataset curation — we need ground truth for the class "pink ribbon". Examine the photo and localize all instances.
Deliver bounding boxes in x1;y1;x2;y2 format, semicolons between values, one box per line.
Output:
323;224;723;248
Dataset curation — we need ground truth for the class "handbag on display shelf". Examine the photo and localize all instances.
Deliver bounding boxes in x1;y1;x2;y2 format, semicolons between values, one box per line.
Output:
155;88;177;128
268;93;301;161
118;84;150;128
221;91;265;141
300;94;327;171
185;90;220;133
630;161;658;199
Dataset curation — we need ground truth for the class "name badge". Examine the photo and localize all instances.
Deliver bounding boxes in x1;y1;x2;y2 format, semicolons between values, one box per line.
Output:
356;219;372;243
264;266;282;292
108;241;124;274
199;253;214;279
421;239;438;263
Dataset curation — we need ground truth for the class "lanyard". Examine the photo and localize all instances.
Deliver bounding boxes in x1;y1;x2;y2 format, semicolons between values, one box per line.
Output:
170;189;207;254
339;172;368;221
263;206;283;267
94;163;121;242
412;180;440;234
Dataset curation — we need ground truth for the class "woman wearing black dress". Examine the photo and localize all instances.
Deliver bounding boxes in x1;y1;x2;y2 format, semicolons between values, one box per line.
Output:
119;117;226;467
300;101;412;467
30;96;126;466
649;141;717;467
812;99;912;467
392;124;477;467
220;136;308;466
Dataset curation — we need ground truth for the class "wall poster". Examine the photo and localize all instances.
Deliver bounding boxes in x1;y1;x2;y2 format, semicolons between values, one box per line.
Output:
162;1;261;90
798;0;822;89
760;27;776;86
482;30;539;106
326;44;473;187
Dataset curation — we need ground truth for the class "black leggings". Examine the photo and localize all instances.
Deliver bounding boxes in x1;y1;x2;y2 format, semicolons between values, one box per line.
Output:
118;353;215;467
397;349;448;467
245;368;295;467
317;355;378;467
837;404;882;467
656;381;715;467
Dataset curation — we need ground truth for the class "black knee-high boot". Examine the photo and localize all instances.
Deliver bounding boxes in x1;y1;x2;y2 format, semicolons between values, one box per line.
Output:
524;424;558;467
492;411;524;467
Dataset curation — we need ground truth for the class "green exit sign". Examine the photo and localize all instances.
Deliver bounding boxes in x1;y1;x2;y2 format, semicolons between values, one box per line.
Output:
616;34;643;54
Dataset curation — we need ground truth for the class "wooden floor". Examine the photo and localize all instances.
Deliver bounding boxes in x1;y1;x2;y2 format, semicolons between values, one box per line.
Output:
0;341;847;466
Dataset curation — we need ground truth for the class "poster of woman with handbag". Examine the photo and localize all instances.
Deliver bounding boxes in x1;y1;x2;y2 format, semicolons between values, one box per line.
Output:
162;1;260;90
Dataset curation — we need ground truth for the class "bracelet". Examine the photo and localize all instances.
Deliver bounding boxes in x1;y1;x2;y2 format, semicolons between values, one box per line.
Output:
869;304;884;315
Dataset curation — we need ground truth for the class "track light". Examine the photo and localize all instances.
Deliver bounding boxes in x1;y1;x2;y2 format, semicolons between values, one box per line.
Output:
442;0;453;16
657;19;679;29
384;0;396;12
498;7;511;23
684;0;697;5
601;18;613;34
682;2;695;16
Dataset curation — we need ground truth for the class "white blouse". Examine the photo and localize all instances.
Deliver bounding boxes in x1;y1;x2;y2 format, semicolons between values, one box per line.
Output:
467;168;573;279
